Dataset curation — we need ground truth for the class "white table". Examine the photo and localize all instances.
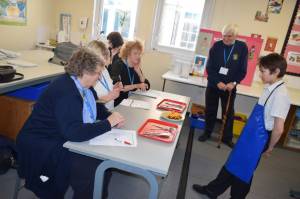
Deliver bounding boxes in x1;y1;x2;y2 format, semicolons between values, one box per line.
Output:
0;50;64;94
162;71;300;106
64;91;190;199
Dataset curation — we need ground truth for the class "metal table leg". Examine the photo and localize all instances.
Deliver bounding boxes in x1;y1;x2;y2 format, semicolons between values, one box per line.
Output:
176;127;195;199
93;160;159;199
162;79;166;91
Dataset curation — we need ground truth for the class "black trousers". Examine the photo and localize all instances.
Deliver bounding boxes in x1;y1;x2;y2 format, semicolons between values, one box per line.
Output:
205;166;251;199
70;153;111;199
204;86;236;141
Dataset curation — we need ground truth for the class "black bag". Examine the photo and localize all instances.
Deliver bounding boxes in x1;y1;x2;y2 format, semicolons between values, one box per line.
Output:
0;135;17;175
0;65;24;83
48;42;78;66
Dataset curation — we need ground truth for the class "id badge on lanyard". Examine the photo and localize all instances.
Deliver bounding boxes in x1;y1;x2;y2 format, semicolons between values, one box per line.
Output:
219;44;235;76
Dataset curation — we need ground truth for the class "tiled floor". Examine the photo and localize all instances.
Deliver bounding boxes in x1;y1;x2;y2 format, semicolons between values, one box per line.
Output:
1;119;300;199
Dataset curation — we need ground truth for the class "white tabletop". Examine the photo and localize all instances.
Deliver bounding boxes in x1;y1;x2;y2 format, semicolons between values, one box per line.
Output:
0;50;64;94
64;91;190;177
162;71;300;106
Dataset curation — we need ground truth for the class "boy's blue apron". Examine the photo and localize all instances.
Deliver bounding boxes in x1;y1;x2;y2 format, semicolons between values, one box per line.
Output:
225;82;284;183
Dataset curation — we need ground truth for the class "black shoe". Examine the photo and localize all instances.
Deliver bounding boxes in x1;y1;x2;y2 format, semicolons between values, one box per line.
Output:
222;140;235;148
192;184;217;199
198;133;210;142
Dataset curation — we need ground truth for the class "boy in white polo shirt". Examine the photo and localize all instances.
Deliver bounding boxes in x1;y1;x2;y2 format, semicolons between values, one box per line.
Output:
193;53;290;199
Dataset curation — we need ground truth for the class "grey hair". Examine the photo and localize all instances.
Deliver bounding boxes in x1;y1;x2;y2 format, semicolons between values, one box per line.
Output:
222;24;238;36
87;40;110;62
65;47;105;77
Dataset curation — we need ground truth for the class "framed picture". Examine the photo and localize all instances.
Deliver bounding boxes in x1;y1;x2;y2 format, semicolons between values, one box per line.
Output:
281;2;300;76
191;55;207;76
268;0;284;14
264;37;277;52
0;0;27;26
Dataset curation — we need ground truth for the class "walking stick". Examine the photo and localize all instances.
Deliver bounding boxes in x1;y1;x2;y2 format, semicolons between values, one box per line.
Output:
217;90;232;148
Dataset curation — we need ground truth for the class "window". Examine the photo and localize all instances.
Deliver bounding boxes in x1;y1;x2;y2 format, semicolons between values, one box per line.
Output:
93;0;139;39
152;0;206;54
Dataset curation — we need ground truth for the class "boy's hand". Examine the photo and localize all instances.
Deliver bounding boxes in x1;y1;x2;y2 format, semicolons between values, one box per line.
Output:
263;147;273;158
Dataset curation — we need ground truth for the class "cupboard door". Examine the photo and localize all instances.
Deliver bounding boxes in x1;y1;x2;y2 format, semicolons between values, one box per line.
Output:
283;105;300;151
0;96;34;140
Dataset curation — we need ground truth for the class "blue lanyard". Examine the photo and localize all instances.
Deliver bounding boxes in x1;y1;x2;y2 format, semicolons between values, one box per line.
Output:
125;60;134;85
223;44;235;67
71;76;96;122
99;74;111;92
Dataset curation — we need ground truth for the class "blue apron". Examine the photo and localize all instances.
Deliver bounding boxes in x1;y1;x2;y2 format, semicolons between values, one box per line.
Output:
225;82;284;183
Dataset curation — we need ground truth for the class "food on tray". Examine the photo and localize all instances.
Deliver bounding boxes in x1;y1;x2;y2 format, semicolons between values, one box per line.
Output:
167;111;182;120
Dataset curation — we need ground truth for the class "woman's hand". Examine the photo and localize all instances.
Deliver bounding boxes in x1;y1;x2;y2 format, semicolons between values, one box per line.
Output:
136;83;148;91
108;89;120;100
107;112;125;127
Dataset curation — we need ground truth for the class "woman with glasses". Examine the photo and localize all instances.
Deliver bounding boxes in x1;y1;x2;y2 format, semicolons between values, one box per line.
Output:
16;48;125;199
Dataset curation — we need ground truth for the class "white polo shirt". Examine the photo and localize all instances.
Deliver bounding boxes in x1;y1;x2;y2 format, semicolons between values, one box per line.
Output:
94;68;114;110
258;80;291;131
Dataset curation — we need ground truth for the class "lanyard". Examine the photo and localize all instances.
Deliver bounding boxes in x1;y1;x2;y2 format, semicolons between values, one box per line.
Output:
223;44;235;67
99;74;111;92
71;76;96;122
125;60;134;85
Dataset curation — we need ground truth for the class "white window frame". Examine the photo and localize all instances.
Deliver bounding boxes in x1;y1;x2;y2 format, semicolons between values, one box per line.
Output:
151;0;215;57
92;0;140;40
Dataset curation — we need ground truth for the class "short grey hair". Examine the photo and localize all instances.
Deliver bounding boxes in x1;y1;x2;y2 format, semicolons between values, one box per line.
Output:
222;24;238;36
87;40;110;62
65;47;105;77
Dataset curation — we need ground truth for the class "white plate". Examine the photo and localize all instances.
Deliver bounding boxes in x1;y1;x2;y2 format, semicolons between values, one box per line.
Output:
160;111;183;122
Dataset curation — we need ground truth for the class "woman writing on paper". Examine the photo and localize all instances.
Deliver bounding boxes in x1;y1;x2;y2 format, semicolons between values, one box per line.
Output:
109;39;150;106
16;48;125;199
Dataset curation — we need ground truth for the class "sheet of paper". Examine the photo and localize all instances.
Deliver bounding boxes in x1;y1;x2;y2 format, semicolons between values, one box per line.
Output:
120;99;133;107
89;129;137;147
132;89;160;99
131;99;152;110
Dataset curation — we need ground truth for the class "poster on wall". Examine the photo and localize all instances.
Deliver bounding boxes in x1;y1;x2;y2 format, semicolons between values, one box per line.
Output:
59;13;71;42
254;10;269;22
195;32;213;56
196;29;263;86
268;0;284;14
0;0;27;25
283;4;300;76
288;31;300;46
264;37;277;52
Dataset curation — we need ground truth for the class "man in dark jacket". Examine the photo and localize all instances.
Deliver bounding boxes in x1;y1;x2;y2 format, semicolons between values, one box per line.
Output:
199;24;248;148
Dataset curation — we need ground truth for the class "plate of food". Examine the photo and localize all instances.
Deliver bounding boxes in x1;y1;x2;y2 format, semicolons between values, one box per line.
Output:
160;111;183;122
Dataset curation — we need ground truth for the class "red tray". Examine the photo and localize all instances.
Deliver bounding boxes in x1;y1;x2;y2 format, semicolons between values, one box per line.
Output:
138;119;178;143
157;99;187;113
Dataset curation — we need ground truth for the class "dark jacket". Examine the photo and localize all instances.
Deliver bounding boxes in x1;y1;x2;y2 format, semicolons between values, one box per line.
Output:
206;40;248;89
109;59;150;106
16;73;111;198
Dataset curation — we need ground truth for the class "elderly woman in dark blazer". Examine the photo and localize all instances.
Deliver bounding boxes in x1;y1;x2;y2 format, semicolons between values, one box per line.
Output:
16;48;125;199
109;39;150;106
